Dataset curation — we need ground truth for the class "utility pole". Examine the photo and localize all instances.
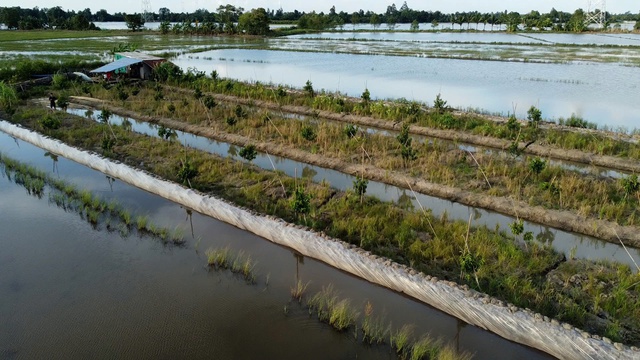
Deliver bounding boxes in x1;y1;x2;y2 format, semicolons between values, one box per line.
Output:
141;0;153;22
585;0;607;29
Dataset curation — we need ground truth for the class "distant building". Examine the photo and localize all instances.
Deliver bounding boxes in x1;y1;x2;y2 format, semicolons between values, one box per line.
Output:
91;52;166;80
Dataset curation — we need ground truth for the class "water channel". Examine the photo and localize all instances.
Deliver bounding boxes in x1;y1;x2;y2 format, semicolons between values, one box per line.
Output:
62;108;640;268
0;130;550;359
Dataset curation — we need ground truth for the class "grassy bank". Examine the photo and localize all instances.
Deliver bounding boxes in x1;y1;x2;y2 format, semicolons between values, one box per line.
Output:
4;105;640;346
72;81;640;234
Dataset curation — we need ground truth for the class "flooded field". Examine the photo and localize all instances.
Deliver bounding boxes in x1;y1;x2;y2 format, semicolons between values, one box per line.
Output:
3;26;640;358
3;26;639;129
0;130;550;359
174;47;639;129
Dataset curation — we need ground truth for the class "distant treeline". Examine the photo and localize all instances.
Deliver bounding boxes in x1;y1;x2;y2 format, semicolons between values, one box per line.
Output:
1;1;639;32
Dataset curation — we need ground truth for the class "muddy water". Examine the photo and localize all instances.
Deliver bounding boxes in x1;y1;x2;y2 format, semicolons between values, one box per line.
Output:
65;108;640;268
0;131;550;359
173;48;640;129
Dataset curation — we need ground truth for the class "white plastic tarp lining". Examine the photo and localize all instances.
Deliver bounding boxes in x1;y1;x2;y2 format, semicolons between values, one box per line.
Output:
0;120;635;360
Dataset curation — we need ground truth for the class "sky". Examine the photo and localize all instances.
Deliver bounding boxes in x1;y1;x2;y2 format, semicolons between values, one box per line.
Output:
2;0;639;15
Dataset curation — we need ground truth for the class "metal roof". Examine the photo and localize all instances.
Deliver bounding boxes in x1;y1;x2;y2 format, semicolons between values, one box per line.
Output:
115;52;164;61
90;57;143;73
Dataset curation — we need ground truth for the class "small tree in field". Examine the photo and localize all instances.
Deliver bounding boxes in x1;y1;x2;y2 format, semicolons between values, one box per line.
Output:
124;13;145;31
291;186;311;223
343;124;358;138
239;144;257;169
361;88;371;103
433;93;447;114
621;174;640;200
353;177;368;203
303;80;315;97
527;106;542;127
529;157;546;176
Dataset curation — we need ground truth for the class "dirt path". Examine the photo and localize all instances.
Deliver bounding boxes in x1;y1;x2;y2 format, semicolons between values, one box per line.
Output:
164;86;640;174
70;96;640;248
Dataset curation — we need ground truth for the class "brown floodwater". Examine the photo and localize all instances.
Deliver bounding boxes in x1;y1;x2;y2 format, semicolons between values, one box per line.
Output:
0;130;552;359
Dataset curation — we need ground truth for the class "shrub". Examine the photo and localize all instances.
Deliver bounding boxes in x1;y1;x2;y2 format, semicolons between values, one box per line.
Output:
203;95;216;109
509;219;524;237
401;145;417;161
529;157;546;175
361;88;371;103
153;62;183;82
506;114;520;133
102;137;116;152
621;175;640;198
396;123;412;146
52;73;68;89
290;186;311;216
234;104;247;118
239;144;257;162
433;93;447;113
301;125;317;141
352;177;368;196
0;81;18;112
98;109;112;123
527;106;542;124
559;114;597;129
343;124;358;138
38;114;61;130
177;159;198;185
158;125;177;141
303;80;315;97
226;116;237;126
55;93;69;111
439;113;458;129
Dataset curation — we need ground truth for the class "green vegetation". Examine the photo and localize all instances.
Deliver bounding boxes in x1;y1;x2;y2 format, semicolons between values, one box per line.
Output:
362;301;388;344
0;81;17;113
290;279;310;302
305;287;471;359
6;104;640;345
239;144;258;163
558;114;598;129
142;77;640;161
206;246;257;282
78;80;640;231
0;152;185;245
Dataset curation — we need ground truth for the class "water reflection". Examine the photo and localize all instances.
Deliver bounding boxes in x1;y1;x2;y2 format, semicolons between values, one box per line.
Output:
173;48;640;129
0;131;552;359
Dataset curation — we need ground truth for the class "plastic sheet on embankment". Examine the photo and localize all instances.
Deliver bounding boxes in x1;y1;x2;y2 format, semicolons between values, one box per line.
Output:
1;120;636;360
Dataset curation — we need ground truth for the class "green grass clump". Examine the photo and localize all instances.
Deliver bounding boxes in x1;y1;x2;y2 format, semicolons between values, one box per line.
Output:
361;301;389;345
329;299;357;331
205;247;256;283
390;324;414;356
290;279;310;302
307;285;358;332
410;335;441;360
135;215;148;230
1;152;184;247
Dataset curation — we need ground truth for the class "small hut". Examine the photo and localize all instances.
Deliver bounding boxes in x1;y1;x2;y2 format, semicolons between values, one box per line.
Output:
91;52;166;80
